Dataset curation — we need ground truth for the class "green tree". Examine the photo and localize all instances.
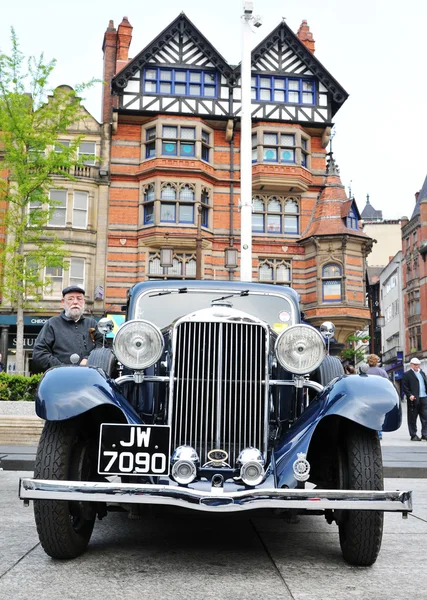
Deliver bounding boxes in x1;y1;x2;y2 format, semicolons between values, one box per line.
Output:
341;333;370;365
0;30;95;374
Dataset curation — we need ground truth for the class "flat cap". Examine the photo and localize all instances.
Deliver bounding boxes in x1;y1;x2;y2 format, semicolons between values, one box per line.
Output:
62;285;85;297
410;357;421;365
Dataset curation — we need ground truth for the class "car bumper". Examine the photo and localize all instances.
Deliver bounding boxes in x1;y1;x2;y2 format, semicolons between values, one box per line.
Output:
19;478;412;513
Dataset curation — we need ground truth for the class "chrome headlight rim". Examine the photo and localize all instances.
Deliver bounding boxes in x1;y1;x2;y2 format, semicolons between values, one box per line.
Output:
113;319;164;371
275;324;326;375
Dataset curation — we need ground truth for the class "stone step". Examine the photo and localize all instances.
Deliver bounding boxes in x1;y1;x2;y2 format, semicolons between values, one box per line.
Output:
0;416;44;446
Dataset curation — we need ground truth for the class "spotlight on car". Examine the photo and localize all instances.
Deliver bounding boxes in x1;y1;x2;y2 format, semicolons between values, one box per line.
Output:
236;447;265;486
171;446;199;485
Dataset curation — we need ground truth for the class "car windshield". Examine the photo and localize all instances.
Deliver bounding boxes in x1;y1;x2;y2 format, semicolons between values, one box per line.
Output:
133;288;296;331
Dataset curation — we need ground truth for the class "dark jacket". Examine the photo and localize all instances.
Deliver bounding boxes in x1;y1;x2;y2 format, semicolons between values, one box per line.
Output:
33;312;103;371
402;368;427;400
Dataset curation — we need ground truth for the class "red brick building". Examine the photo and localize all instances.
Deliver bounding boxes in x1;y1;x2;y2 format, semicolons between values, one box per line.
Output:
101;14;371;343
402;177;427;364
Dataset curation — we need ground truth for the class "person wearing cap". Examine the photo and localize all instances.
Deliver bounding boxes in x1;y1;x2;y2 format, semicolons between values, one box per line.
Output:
402;357;427;441
33;286;103;371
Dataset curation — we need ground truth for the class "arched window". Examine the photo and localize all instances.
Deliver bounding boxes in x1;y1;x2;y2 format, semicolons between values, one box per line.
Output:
143;184;155;224
252;195;299;235
148;252;197;279
160;184;177;222
322;263;342;302
258;258;292;285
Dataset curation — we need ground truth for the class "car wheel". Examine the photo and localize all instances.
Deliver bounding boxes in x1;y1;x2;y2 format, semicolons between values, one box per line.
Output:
34;419;97;559
318;355;345;386
87;347;117;378
337;422;384;566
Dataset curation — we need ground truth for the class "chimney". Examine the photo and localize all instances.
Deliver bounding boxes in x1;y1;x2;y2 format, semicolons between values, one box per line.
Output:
117;16;133;70
297;20;315;54
102;19;118;124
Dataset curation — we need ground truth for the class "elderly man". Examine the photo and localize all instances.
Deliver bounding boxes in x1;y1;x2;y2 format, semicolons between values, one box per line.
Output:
33;285;103;371
402;357;427;441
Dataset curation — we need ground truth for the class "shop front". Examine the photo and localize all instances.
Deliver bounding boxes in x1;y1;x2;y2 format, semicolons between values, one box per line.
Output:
384;350;404;399
0;315;55;375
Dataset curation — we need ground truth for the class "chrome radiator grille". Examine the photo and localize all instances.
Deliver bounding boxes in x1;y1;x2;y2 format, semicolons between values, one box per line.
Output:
169;320;268;466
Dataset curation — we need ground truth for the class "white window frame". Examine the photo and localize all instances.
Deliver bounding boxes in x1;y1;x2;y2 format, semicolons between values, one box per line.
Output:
44;265;64;298
78;141;96;165
72;191;88;229
69;258;85;289
48;189;67;228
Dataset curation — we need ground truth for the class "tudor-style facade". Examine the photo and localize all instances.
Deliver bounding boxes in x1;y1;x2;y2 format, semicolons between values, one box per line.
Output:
101;14;371;343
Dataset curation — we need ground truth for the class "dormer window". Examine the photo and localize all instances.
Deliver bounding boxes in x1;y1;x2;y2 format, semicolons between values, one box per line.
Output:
143;68;217;98
346;205;359;230
251;76;315;105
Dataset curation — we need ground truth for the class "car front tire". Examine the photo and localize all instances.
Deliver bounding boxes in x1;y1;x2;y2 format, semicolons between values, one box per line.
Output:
34;419;96;559
337;423;384;566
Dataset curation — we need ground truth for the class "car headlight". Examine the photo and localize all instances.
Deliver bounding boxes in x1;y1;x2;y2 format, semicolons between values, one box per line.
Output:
113;320;164;370
275;324;325;375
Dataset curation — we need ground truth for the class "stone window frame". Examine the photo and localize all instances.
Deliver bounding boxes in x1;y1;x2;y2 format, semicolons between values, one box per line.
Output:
321;262;343;303
142;119;214;164
140;179;212;229
252;194;300;236
252;126;310;168
258;257;292;286
147;251;197;279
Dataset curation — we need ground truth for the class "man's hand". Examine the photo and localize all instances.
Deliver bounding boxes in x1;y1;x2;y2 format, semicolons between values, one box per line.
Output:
409;395;415;401
80;358;88;366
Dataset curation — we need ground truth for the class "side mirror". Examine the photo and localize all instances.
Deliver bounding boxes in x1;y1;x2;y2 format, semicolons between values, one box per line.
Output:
97;318;115;337
320;321;335;340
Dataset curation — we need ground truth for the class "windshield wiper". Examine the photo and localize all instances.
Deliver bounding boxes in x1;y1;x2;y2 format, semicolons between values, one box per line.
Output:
211;290;250;303
149;287;188;297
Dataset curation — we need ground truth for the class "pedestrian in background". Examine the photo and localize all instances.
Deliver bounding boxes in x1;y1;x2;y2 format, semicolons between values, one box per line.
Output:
365;354;388;440
344;364;356;375
0;352;4;372
366;354;388;378
402;357;427;442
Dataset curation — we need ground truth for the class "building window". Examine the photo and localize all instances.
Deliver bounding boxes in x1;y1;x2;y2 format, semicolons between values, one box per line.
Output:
201;130;210;162
346;205;359;230
258;258;291;285
143;184;155;224
409;326;422;352
145;128;156;159
72;192;88;228
201;188;210;228
408;289;420;316
252;130;310;167
162;126;195;158
54;140;70;153
45;265;63;297
69;258;85;289
160;183;195;224
142;123;212;163
322;264;342;302
251;76;315;105
144;68;217;98
78;142;96;165
148;252;196;279
252;195;299;235
48;189;67;227
143;183;211;227
262;133;295;163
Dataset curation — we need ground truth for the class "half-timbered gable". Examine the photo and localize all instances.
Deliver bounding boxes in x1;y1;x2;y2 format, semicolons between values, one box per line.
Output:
111;13;235;118
232;20;348;123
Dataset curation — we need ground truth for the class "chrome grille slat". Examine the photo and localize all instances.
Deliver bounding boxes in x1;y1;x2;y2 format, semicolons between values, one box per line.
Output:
170;320;268;466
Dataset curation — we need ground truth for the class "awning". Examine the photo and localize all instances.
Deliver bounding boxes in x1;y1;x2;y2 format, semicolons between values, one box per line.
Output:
0;315;55;326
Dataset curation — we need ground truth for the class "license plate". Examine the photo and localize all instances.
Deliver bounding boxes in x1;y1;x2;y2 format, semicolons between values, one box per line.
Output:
98;424;171;476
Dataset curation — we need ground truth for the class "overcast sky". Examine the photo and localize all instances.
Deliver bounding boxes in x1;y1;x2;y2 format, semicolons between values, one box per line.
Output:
2;0;426;220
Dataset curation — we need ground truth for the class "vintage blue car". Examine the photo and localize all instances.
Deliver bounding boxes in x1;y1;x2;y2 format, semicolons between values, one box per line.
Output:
19;280;412;565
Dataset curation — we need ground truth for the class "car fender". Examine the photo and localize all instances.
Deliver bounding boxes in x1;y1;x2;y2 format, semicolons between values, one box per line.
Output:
318;373;401;431
35;365;141;423
273;374;400;488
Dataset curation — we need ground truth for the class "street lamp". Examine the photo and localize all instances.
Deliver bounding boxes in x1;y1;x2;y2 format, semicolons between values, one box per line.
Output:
224;246;238;270
160;247;174;268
